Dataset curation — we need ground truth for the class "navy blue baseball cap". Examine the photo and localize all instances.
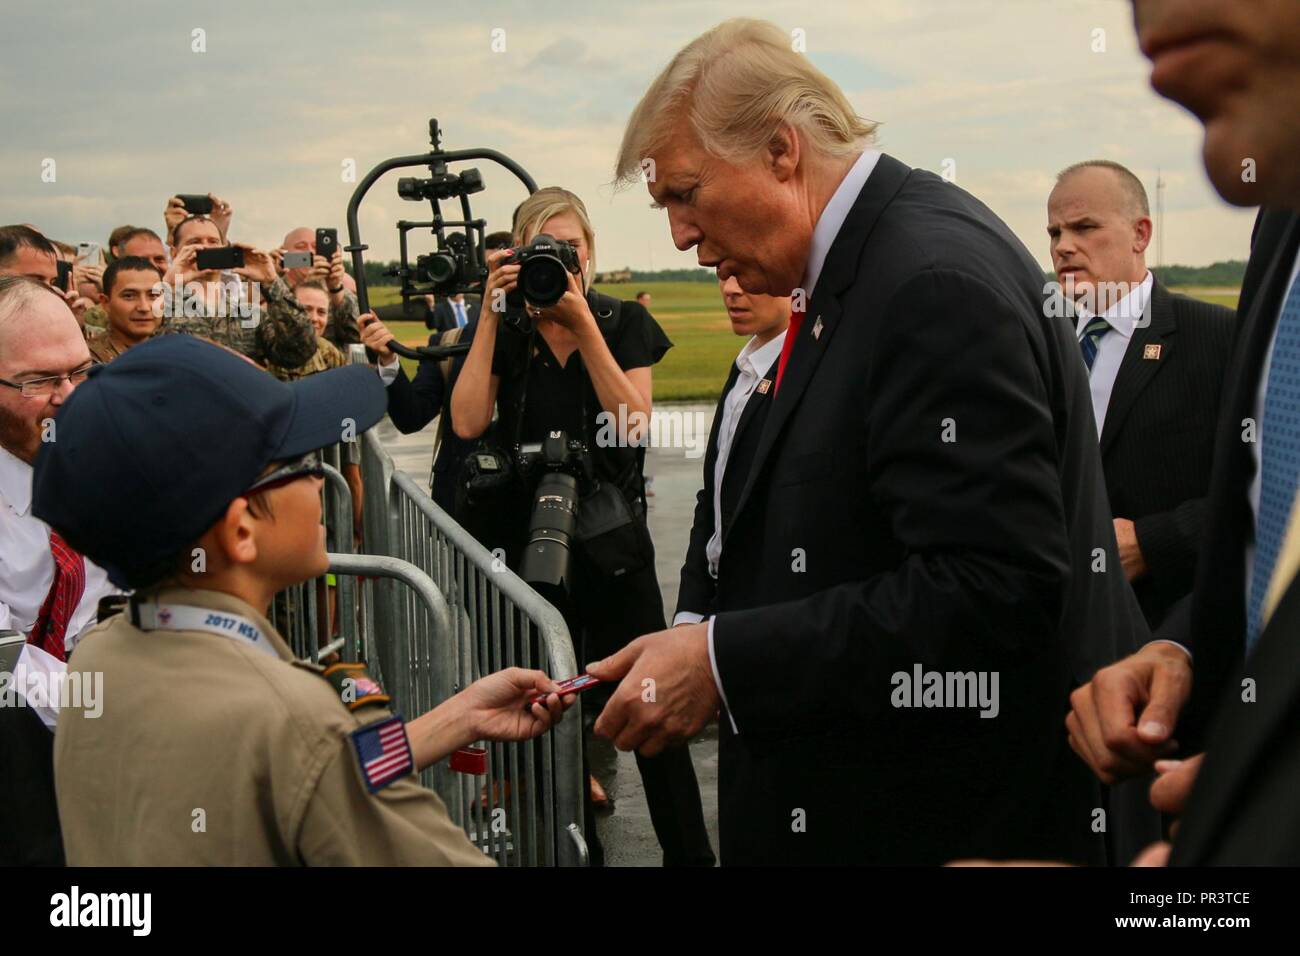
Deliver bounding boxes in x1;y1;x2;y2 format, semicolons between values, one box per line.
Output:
32;334;386;589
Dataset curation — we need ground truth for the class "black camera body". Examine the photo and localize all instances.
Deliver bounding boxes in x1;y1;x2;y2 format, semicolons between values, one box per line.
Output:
461;429;593;594
415;231;477;292
505;234;581;310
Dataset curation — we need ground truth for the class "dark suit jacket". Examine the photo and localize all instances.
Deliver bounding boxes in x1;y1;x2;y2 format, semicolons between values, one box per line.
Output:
1163;209;1300;750
676;356;778;618
1092;281;1235;630
431;296;480;334
708;153;1148;865
1172;565;1300;864
385;320;477;514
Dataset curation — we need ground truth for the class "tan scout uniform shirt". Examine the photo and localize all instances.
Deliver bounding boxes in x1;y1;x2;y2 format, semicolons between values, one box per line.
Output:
54;586;491;866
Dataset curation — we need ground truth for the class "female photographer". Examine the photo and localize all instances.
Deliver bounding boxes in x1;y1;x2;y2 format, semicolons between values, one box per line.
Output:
451;187;714;867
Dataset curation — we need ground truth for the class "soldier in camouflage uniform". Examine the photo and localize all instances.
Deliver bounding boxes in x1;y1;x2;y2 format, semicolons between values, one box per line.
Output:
156;216;316;369
264;279;350;381
276;227;361;349
86;256;165;364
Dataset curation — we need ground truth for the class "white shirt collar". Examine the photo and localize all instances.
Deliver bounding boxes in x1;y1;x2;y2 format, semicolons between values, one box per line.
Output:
736;329;788;379
0;444;33;517
1074;271;1154;340
802;149;882;301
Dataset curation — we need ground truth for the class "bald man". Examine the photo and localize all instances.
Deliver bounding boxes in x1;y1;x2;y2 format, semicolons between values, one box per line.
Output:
1047;160;1235;633
277;226;360;348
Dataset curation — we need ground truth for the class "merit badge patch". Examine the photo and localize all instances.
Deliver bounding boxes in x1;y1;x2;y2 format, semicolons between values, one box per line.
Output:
351;714;414;793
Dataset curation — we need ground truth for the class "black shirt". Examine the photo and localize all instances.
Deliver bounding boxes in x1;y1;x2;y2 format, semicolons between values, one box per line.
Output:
491;292;671;496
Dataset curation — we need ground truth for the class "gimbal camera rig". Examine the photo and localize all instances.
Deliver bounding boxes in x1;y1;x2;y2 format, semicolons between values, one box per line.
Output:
344;119;537;361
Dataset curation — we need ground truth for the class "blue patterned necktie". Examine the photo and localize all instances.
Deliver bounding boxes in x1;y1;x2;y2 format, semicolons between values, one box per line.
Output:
1079;315;1110;371
1246;276;1300;650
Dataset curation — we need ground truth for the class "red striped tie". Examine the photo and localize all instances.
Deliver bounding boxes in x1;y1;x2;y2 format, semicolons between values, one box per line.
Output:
29;530;86;662
773;307;806;395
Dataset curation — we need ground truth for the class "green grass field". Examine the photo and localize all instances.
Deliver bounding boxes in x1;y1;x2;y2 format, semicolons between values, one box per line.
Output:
369;282;1241;403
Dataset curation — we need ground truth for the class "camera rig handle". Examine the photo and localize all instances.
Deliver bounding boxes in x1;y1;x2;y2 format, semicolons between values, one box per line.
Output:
344;118;537;361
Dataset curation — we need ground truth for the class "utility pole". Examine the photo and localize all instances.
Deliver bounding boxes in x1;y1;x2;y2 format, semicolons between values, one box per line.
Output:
1155;169;1166;269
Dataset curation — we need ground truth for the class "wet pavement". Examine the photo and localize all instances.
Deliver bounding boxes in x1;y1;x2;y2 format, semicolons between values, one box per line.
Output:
377;402;721;866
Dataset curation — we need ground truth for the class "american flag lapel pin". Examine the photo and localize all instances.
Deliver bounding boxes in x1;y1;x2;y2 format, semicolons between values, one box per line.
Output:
1143;343;1162;360
812;316;824;340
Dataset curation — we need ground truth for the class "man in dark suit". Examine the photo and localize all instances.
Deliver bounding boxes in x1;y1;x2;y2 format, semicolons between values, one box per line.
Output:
1047;160;1235;631
430;293;479;334
1066;0;1300;864
359;310;476;514
674;276;789;624
590;18;1146;865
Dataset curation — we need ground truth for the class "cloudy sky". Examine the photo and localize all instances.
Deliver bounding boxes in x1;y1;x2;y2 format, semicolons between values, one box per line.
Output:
0;0;1256;274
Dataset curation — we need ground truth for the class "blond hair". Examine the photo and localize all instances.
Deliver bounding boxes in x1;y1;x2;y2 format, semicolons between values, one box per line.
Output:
615;18;878;186
512;186;597;279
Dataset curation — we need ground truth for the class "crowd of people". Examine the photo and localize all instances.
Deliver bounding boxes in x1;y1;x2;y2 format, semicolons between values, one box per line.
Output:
3;1;1300;868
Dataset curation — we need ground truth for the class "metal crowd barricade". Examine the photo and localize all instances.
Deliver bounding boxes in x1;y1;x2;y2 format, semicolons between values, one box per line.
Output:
271;458;359;664
271;348;587;865
335;345;586;865
358;421;587;866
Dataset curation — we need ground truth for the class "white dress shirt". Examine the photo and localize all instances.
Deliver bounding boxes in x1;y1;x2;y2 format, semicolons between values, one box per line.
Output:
701;147;882;732
0;445;119;655
1075;271;1153;435
673;330;787;630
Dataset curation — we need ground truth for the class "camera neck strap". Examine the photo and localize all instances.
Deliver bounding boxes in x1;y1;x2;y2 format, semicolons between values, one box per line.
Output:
509;297;604;450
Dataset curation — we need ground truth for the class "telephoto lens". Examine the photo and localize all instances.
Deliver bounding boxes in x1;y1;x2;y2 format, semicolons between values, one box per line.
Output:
519;471;580;592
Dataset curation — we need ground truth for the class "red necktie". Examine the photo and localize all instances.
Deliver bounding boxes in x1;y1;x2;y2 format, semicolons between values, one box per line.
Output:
29;530;85;662
773;307;806;395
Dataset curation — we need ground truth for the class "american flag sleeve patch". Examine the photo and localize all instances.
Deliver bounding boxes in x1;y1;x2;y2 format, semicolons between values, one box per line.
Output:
350;714;415;793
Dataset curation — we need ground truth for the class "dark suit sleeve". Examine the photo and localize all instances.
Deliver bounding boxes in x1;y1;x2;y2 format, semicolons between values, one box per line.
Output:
1134;498;1205;587
676;481;717;619
1151;593;1192;649
385;334;447;434
712;269;1072;740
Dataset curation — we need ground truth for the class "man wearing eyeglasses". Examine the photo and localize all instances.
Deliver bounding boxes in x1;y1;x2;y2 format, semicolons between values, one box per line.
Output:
0;277;117;654
0;276;120;866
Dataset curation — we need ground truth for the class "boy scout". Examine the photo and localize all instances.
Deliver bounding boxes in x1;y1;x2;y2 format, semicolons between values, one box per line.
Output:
33;334;573;865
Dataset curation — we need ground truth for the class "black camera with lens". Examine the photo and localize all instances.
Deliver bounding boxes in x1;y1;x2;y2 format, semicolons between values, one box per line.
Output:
460;429;593;596
415;231;476;292
504;234;582;311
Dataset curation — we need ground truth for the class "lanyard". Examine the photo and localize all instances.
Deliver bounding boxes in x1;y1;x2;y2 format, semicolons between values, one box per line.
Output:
130;601;280;660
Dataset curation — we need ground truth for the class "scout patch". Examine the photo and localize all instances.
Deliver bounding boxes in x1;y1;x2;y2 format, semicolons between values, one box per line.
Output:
351;714;414;792
322;661;391;711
